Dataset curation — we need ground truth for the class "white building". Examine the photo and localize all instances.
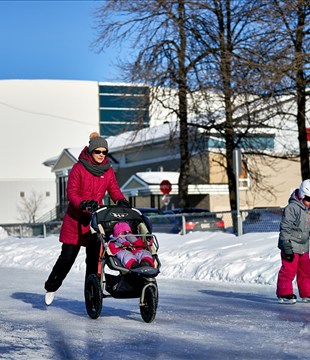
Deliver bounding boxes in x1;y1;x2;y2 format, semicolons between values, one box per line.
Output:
0;79;99;223
0;79;163;223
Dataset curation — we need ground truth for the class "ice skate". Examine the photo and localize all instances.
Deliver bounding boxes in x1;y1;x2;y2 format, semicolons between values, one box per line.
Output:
45;291;56;306
278;294;297;304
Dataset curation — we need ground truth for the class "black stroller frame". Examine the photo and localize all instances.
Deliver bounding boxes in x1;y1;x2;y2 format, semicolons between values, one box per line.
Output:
84;205;161;323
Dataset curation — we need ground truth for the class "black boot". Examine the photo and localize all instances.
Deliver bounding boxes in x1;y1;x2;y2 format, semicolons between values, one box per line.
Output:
140;260;152;267
130;261;140;269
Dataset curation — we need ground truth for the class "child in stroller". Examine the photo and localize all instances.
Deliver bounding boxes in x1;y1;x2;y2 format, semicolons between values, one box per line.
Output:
84;205;161;323
109;221;155;269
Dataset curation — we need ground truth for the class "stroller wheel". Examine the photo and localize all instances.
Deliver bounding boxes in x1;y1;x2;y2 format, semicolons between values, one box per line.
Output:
84;274;102;319
140;284;158;323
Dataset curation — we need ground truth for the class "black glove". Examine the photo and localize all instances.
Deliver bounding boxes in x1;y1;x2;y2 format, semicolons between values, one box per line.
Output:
117;199;131;207
79;200;99;213
284;252;295;262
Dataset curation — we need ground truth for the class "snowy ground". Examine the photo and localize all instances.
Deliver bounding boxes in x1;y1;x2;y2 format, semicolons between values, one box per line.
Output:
1;230;310;359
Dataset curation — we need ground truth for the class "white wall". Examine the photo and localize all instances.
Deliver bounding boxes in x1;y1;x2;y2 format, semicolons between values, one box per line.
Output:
0;179;56;224
0;79;99;179
0;79;99;222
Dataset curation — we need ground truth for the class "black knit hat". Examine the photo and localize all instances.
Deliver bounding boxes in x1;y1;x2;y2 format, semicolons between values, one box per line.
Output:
88;132;108;153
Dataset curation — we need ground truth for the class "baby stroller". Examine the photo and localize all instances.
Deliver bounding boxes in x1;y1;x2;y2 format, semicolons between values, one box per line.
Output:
84;205;161;323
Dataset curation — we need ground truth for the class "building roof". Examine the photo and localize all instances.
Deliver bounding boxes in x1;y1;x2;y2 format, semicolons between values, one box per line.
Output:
43;121;177;169
120;171;228;197
136;171;179;184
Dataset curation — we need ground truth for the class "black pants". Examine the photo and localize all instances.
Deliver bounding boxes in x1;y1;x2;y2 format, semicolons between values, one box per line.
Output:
44;237;101;292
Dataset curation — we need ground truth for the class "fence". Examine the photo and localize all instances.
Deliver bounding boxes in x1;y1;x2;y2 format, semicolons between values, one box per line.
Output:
0;221;62;238
0;207;282;238
220;207;282;234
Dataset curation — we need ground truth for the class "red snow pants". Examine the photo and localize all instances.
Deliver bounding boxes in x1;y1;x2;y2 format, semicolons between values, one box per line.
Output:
276;251;310;298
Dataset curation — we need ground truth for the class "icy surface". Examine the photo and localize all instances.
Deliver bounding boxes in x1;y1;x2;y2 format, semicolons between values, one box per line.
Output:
1;231;310;359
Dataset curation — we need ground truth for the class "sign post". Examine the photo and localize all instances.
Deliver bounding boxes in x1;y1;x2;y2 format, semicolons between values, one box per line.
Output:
160;180;172;210
161;194;171;207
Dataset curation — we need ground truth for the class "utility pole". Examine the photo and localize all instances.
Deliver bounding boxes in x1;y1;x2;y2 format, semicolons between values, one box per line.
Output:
233;148;243;236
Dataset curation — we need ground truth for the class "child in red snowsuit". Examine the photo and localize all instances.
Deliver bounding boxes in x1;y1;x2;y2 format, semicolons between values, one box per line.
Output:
109;222;154;269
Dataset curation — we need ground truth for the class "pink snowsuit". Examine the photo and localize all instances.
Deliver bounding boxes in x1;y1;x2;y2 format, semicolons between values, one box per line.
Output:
109;222;154;269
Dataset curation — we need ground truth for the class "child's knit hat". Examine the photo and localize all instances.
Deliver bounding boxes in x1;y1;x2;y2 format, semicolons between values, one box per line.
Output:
113;222;132;237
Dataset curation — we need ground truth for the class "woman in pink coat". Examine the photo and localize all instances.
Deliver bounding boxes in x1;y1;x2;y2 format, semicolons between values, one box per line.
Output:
44;132;129;305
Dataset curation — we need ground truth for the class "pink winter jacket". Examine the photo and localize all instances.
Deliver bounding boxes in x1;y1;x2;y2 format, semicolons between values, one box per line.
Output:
109;236;148;255
59;148;126;246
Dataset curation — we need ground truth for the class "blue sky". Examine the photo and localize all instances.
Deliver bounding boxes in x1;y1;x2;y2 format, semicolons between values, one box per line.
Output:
0;1;126;82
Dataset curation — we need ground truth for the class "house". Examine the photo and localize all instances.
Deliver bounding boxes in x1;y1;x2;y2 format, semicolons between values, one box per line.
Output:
45;120;303;216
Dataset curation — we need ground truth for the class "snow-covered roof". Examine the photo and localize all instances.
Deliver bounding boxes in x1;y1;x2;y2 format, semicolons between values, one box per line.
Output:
136;171;179;185
42;155;59;167
120;171;229;196
43;122;178;169
106;121;178;152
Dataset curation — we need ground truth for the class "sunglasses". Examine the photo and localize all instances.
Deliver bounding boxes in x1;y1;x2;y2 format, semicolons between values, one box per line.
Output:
119;231;131;235
304;195;310;201
93;149;108;155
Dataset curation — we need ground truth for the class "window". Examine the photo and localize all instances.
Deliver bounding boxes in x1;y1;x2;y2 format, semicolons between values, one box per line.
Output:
99;83;150;137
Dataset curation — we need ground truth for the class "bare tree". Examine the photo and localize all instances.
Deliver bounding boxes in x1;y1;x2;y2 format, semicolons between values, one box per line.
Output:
177;0;309;211
181;0;280;212
93;0;214;207
17;191;45;223
93;0;306;217
256;0;310;180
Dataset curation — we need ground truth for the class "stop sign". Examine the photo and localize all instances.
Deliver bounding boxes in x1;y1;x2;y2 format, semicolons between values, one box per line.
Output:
160;180;172;194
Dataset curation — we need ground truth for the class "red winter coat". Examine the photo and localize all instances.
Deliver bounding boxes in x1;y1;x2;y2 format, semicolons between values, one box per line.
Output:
59;147;126;246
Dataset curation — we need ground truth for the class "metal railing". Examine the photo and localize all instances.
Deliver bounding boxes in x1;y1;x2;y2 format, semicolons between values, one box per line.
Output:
36;204;67;223
148;207;282;235
0;207;283;238
220;207;282;234
0;221;62;238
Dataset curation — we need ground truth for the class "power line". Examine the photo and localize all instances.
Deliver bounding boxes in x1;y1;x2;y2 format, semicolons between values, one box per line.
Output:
0;101;94;126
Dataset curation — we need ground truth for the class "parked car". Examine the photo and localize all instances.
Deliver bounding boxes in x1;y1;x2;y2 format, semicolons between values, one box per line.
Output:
165;208;226;233
242;207;283;233
136;207;179;233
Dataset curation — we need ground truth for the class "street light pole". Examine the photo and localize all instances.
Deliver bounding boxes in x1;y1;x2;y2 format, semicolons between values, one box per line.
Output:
233;148;243;236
